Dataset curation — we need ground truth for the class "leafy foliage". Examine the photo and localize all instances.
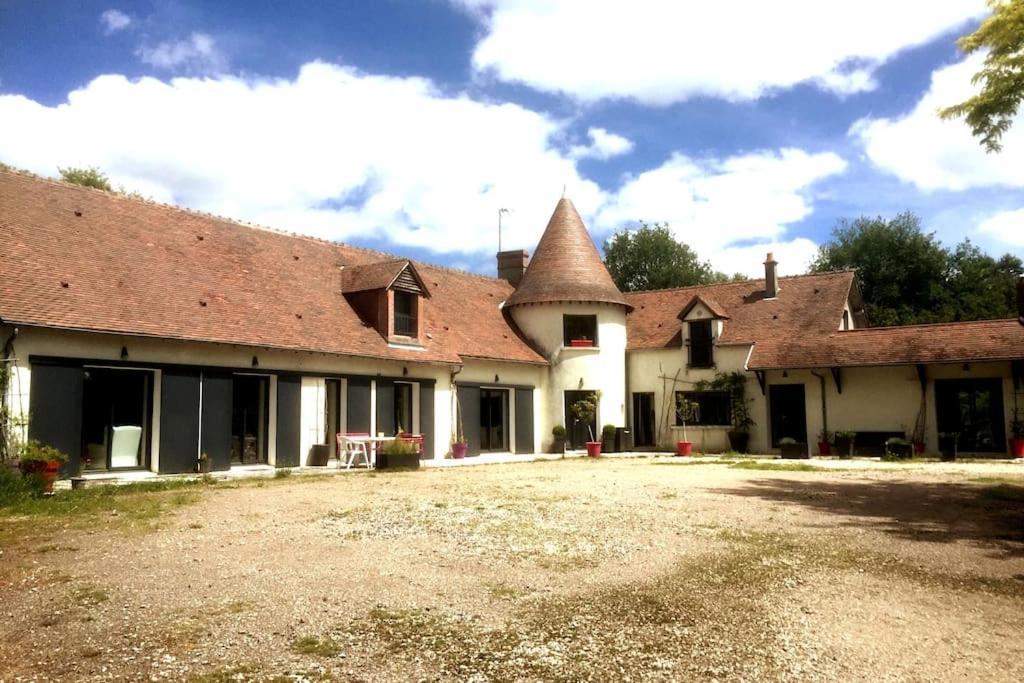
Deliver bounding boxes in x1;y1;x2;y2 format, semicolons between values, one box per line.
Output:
694;371;754;433
603;222;743;292
59;166;114;191
811;213;1023;326
18;439;69;464
939;0;1024;152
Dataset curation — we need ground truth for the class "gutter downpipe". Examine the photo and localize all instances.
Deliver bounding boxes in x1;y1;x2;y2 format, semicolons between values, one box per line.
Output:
809;370;828;436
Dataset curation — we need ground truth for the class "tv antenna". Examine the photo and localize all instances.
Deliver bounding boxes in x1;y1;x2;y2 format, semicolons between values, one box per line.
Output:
498;207;511;252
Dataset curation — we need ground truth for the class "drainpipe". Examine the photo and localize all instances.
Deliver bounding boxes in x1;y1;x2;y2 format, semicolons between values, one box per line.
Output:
810;370;828;436
450;364;463;448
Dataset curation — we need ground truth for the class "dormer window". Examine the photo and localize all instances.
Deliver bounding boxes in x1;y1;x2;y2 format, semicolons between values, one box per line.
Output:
688;319;714;368
341;259;430;343
394;290;417;337
563;314;598;348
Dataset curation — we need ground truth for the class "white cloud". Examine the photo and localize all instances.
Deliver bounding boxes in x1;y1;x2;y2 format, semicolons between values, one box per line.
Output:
596;149;847;276
978;208;1024;247
100;9;131;34
137;33;228;73
569;127;634;160
0;64;602;255
458;0;987;104
853;53;1024;191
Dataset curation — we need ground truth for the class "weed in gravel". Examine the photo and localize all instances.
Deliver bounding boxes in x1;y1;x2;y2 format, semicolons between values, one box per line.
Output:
291;635;342;658
729;460;831;472
72;584;110;606
187;665;260;682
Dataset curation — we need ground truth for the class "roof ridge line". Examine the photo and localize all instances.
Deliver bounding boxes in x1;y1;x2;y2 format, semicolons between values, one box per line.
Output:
1;166;511;286
835;317;1018;333
625;270;855;295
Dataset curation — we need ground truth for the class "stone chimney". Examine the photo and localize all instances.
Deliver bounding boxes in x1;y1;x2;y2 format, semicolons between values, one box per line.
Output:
764;252;779;299
497;249;529;288
1018;275;1024;325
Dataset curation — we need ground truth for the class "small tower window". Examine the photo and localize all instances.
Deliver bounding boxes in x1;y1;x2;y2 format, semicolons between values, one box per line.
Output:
563;315;598;347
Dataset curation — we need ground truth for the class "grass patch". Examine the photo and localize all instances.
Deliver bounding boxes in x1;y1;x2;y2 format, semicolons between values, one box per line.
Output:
187;665;260;683
274;469;292;479
291;635;342;658
72;584;110;606
728;460;831;472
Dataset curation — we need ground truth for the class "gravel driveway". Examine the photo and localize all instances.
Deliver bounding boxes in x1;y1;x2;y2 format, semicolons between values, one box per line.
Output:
1;458;1022;681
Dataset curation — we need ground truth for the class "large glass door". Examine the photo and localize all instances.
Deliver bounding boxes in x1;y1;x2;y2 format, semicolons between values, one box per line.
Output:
480;389;508;452
231;375;269;464
769;384;807;447
936;379;1005;452
81;367;153;471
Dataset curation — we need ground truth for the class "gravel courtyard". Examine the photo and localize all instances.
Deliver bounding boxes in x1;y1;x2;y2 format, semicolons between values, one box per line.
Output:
2;458;1023;682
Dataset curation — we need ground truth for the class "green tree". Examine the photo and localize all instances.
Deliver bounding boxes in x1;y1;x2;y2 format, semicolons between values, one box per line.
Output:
810;213;952;326
947;240;1023;320
59;166;113;191
939;0;1024;152
603;222;738;292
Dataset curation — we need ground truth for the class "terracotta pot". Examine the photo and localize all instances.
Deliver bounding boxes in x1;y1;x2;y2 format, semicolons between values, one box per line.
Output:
569;339;594;348
451;442;468;459
41;460;61;494
817;441;831;456
1010;438;1024;459
586;441;602;457
676;441;693;456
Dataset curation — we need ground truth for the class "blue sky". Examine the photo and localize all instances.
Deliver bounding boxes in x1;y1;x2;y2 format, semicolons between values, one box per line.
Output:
1;1;1022;277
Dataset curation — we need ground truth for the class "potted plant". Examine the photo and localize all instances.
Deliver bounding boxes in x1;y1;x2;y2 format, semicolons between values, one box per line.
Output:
884;437;912;460
551;425;566;455
834;431;856;458
675;396;699;456
938;432;959;461
779;437;808;459
1009;404;1024;459
17;440;69;495
817;430;832;456
570;393;601;457
569;335;594;348
451;392;468;459
601;424;617;454
379;439;420;470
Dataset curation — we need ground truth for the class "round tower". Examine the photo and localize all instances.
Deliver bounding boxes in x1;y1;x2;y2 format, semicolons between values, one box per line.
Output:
504;198;631;449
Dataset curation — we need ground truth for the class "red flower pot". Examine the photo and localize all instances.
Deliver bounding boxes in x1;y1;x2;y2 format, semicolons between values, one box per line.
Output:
586;441;602;457
569;339;594;348
20;460;62;494
451;442;468;459
913;441;926;455
817;441;831;456
1011;438;1024;459
676;441;693;456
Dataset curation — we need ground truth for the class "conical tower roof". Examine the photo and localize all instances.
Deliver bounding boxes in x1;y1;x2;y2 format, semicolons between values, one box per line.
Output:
505;198;630;310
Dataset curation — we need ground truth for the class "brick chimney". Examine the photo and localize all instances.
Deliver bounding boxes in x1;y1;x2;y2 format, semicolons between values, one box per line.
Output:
764;252;779;299
497;249;529;288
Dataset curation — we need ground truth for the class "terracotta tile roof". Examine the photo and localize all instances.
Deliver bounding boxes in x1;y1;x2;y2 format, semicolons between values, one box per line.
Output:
678;294;729;320
340;259;429;296
0;169;545;365
505;198;630;310
749;319;1024;370
625;271;857;350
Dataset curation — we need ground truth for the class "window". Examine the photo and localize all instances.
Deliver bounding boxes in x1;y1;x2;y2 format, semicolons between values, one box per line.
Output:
231;375;269;464
563;314;598;347
688;319;714;367
480;388;509;451
81;367;153;470
675;391;731;426
394;382;414;434
394;290;417;337
842;310;850;330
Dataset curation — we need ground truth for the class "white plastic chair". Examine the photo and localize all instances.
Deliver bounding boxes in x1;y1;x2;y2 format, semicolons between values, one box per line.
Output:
110;425;142;468
337;433;372;470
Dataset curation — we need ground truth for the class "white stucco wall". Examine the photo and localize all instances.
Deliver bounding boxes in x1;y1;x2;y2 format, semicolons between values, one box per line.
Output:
508;302;627;448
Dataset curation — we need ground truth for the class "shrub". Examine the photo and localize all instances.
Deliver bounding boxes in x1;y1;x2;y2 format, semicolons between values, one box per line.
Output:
18;440;69;465
601;424;617;441
0;464;43;505
383;439;418;456
551;425;566;440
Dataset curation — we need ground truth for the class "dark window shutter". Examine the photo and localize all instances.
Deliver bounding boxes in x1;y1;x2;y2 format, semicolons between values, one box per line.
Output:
346;376;371;433
275;374;301;467
515;388;534;454
28;361;84;476
159;369;201;474
200;371;233;471
419;382;435;459
456;385;481;456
